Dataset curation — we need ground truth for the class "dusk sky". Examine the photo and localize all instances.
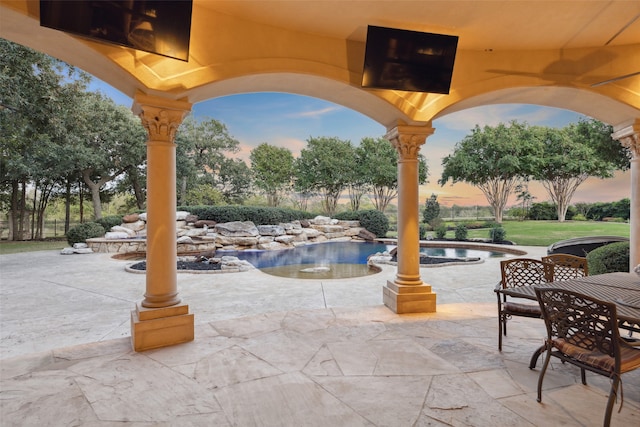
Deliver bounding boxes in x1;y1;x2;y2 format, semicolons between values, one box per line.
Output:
91;80;631;208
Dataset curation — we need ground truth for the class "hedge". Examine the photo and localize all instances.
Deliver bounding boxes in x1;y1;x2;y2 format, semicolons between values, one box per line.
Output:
177;205;315;225
586;241;630;274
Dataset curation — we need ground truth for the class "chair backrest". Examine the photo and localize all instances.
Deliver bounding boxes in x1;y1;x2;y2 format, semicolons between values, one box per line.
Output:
500;258;551;290
542;254;588;281
534;287;620;362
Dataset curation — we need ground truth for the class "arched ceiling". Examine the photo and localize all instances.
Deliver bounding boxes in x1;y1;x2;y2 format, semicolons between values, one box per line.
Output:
1;0;639;129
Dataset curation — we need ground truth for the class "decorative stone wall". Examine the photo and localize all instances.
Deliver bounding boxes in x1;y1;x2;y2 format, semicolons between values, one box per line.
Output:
86;212;377;254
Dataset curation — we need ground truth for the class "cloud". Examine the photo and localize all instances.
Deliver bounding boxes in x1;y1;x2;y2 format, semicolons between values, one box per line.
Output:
286;105;343;119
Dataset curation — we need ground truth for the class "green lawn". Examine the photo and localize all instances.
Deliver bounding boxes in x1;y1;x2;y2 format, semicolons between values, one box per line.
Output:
0;239;67;255
464;220;630;246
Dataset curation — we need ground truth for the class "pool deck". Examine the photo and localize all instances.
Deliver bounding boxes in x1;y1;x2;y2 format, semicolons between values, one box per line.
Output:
1;246;639;426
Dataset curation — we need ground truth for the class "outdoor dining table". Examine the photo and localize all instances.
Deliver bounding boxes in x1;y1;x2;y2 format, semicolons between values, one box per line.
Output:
495;271;640;368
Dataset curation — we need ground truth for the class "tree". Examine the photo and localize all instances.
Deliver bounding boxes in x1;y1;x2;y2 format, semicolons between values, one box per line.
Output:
514;183;534;220
0;39;91;238
75;92;147;220
439;121;539;223
175;116;241;204
294;136;355;216
348;144;370;211
250;143;294;207
214;158;252;204
532;119;630;222
182;184;225;206
357;137;428;212
423;193;440;224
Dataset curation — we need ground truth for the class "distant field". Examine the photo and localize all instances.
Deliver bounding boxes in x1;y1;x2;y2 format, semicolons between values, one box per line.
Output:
464;220;630;247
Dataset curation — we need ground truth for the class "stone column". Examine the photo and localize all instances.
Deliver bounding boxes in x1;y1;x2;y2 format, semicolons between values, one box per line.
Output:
383;122;437;313
612;119;640;271
130;92;194;351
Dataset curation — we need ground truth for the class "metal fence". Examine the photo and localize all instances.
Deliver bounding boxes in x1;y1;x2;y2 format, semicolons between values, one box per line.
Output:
0;220;82;240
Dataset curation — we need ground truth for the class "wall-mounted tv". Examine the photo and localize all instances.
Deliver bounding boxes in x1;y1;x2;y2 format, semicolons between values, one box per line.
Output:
362;25;458;94
40;0;193;62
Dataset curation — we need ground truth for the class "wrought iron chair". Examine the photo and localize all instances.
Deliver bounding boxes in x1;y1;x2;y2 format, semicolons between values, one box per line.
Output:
541;253;588;281
495;258;552;351
534;287;640;427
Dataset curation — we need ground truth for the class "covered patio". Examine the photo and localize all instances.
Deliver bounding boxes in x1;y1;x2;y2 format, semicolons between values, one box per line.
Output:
1;0;638;352
1;248;639;425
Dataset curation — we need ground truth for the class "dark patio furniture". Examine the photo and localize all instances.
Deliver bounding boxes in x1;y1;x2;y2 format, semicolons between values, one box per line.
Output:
534;287;640;427
541;253;588;281
495;258;551;351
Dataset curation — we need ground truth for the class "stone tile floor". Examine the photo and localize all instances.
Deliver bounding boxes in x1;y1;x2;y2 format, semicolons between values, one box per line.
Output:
1;247;638;426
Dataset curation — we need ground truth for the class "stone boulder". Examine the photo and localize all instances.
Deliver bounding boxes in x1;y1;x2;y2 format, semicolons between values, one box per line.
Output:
185;214;199;223
358;228;377;241
215;221;260;237
176;211;191;221
120;220;146;232
194;220;217;228
105;231;132;240
111;225;137;237
257;224;285;236
312;215;332;225
122;213;140;223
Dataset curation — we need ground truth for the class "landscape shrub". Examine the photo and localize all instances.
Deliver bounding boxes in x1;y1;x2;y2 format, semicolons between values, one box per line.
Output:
66;222;105;246
454;224;468;241
489;224;506;242
435;225;447;239
460;220;485;229
419;223;429;240
96;215;123;231
179;205;314;225
333;211;360;221
527;202;557;220
429;217;443;230
586;241;630;274
572;213;587;221
355;210;389;238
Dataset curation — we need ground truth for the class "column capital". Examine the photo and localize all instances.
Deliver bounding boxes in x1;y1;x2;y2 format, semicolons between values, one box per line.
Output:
612;118;640;158
133;92;192;143
385;123;435;160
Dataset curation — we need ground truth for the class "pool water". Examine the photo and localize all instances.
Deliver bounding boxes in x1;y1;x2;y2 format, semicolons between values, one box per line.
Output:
419;247;506;259
218;241;393;269
218;241;392;279
217;241;506;279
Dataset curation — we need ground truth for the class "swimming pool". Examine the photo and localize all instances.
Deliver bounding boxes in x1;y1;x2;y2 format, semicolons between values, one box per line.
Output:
216;241;508;279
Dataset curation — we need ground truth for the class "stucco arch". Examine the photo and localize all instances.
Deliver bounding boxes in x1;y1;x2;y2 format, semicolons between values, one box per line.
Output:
433;86;640;130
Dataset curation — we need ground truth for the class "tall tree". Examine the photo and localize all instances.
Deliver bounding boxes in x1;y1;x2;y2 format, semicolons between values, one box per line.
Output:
75;92;147;219
175;116;240;204
0;39;90;239
423;193;440;224
215;158;252;204
532;119;630;222
295;136;355;216
250;143;294;207
439;121;539;223
357;137;428;212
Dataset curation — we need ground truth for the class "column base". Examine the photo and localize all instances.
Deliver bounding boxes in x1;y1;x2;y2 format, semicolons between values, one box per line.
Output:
131;303;194;352
383;280;437;314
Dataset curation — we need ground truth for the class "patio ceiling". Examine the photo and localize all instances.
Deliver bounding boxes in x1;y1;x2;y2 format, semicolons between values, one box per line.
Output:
1;1;639;127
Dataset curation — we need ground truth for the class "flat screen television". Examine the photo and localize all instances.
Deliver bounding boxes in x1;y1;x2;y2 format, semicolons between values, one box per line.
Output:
362;25;458;94
39;0;193;62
